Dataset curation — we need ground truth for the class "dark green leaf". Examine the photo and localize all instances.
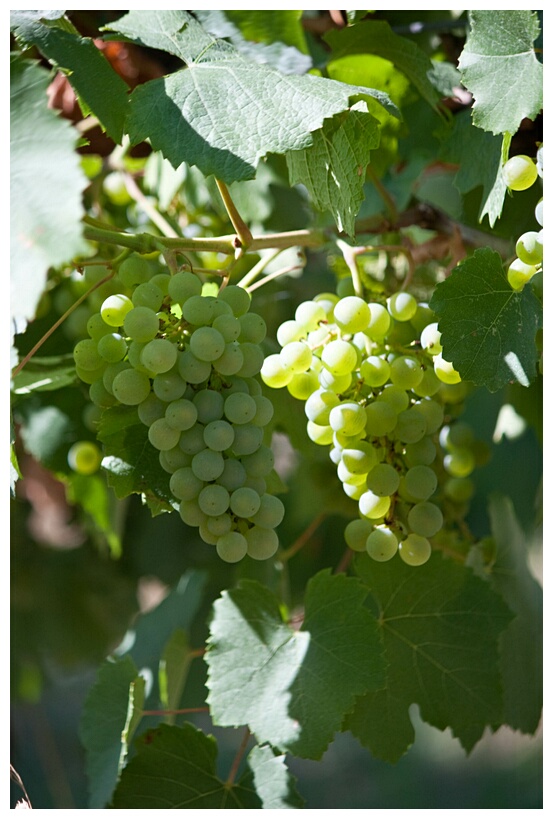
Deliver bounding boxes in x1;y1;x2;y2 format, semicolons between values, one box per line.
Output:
429;248;542;392
111;723;261;808
348;553;514;762
458;10;543;134
11;356;77;395
206;570;386;759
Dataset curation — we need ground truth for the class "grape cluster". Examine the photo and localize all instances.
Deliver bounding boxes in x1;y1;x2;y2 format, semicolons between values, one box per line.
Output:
73;255;284;563
262;286;479;566
503;150;543;292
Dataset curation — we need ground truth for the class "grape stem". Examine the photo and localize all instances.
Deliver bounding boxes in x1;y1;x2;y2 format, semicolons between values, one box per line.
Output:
12;267;116;377
215;179;253;249
279;512;327;562
225;728;251;788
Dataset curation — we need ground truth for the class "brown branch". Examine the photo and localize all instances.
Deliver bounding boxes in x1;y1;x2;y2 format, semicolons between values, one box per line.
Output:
226;728;251;788
279;512;327;562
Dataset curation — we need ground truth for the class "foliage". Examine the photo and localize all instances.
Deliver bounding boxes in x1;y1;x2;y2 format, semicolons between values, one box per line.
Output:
10;9;542;810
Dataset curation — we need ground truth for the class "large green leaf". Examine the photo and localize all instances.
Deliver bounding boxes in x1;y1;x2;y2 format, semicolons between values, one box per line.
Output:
429;248;542;392
286;102;381;237
325;19;442;109
205;570;385;759
105;10;398;183
79;656;145;809
10;56;89;337
458;10;543;135
111;723;261;808
348;553;514;762
469;495;542;735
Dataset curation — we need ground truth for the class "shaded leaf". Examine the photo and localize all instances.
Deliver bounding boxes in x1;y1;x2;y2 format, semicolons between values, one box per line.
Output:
458;10;543;135
429;248;542;392
11;356;78;395
468;495;542;735
248;744;304;809
10;56;89;337
79;656;143;808
206;570;386;759
111;723;261;808
105;10;398;183
348;553;514;762
287;102;381;237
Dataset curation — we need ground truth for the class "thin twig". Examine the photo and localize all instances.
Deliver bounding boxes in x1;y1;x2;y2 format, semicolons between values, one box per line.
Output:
141;707;209;716
216;179;253;249
279;512;327;562
247;262;305;293
123;173;180;239
226;728;251;788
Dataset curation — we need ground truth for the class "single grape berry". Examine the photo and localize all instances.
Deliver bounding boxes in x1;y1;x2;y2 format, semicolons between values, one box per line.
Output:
67;441;103;475
502;155;538;191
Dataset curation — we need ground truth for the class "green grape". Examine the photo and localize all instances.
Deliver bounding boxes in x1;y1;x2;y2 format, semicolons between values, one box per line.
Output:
307;420;334;445
246;526;279;560
169;467;204;501
365;401;397;437
365;463;400;497
118;254;152;288
376;385;409;414
101;294;134;327
279;341;313;374
216;531;248;563
507;257;538;291
239;312;267;344
159;446;191;474
89;378;117;408
359;490;391;519
443;448;475;478
230;486;261;518
189;326;226;362
141;338;178;374
132;282;164;311
250;494;285;528
112;368;151;405
389;355;423;390
387;291;417;322
198;484;230;516
366;526;398;562
167;270;202;304
394;408;427;444
231;424;263;455
193;389;224;424
444;476;475;503
535;199;543;227
213;342;244;376
365;302;391;340
198;521;219;545
165;398;198;431
420;322;442;355
152;370;187;402
433;353;461;384
398;533;431;566
321;339;358;376
86;312;112;340
403;465;438;501
138;393;167;426
123;306;160;342
304;388;341;426
73;339;103;371
212;313;241;342
502;155;538;191
236;342;265;378
295;300;327;331
203;419;235;451
333;296;371;334
241;445;275;477
252;395;274;427
191;448;225;481
329;402;367;436
287;370;320;400
181;294;216;326
67;441;102;475
179;499;208;528
97;332;127;363
413;399;444;434
360;355;390;387
407;502;443;537
341;442;378;474
337;460;367;485
277;319;306;346
516;231;543;266
218;458;247;491
102;361;129;394
404;437;437;468
260;353;293;388
217;284;251;316
178;349;212;384
224;392;257;424
206;513;233;537
148;417;181;451
344;518;373;551
179;424;207;455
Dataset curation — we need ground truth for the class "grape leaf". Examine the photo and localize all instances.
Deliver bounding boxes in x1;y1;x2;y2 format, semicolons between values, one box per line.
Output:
468;495;543;735
10;56;89;338
438;110;508;227
111;723;261;808
458;10;543;135
348;553;514;763
65;474;122;557
104;10;398;183
429;248;542;392
205;570;385;759
11;356;78;395
324;19;442;109
247;744;304;809
97;405;178;513
79;656;145;808
286;102;381;237
11;13;129;141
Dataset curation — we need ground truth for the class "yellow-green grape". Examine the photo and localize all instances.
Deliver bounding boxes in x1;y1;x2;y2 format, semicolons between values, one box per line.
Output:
398;533;432;566
502;155;538;191
366;526;398;561
100;294;134;327
433;353;461;384
507;258;538;292
387;291;417;322
67;441;103;475
515;231;543;266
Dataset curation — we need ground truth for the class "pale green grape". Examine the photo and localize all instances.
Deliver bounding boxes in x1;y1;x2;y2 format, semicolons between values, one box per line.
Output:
277;319;306;346
295;300;326;331
141;338;178;374
203;419;235;451
433;353;461;384
444;476;475;502
169;467;204;501
516;230;543;266
118;255;152;288
206;513;233;537
306;421;334;445
167;270;202;303
193;389;224;424
191;448;225;481
241;445;274;477
198;484;230;516
218;458;247;491
89;378;117;408
165;398;198;431
189;326;226;362
250;494;285;528
217;531;248;563
507;257;538;291
152;370;187;402
138;393;167;426
73;339;103;371
502;155;538;191
390;355;423;390
420;322;442;355
321;339;358;376
329;402;367;436
236;342;265;378
376;385;409;414
318;368;352;393
413;399;444;434
287;370;320;400
387;292;417;322
279;341;313;374
260;354;293;388
407;501;443;537
67;441;102;475
239;312;267;344
333;296;371;333
148;417;180;451
341;442;378;474
213;342;244;376
212;313;241;342
224;392;257;424
360;355;390;387
230;423;263;455
399;533;431;566
230;486;261;518
123;306;160;342
365;463;400;496
365;401;397;437
365;302;391;340
359;490;391;519
252;395;274;426
132;282;164;311
179;425;207;455
178;350;212;384
304;389;341;425
337;460;367;485
394;408;427;444
344;518;373;551
86;312;112;341
403;465;437;501
181;294;216;326
97;332;127;363
366;526;398;561
246;526;279;560
443;448;475;478
101;294;134;327
217;284;251;316
179;499;207;528
404;437;437;467
159;446;190;473
112;368;151;405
